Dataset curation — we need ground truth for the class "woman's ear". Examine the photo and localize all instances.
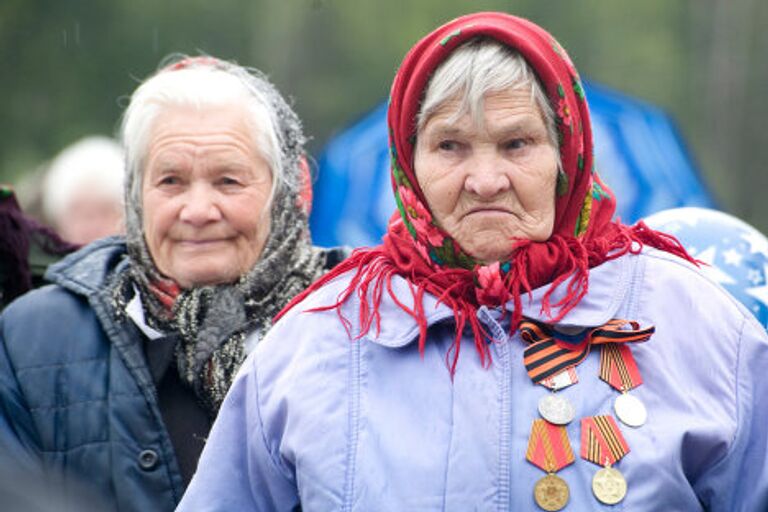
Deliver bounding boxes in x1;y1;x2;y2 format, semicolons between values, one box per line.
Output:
297;156;313;215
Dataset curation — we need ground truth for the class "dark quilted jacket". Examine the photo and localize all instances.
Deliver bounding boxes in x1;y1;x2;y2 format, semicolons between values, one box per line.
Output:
0;237;185;511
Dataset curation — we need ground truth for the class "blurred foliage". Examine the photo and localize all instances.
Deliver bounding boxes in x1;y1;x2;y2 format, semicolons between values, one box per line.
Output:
1;0;767;230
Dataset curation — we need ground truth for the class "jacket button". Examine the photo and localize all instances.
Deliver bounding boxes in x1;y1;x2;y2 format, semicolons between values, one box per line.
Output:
138;449;159;470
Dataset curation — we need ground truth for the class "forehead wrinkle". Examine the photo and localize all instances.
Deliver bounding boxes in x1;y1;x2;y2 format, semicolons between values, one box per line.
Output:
485;115;547;138
148;132;257;165
147;108;257;159
149;130;254;153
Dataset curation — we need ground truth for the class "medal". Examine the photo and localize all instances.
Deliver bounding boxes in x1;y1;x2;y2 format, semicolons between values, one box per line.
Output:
534;473;570;511
539;367;578;425
538;393;575;425
592;466;627;505
614;392;647;427
580;415;631;506
600;343;646;427
520;324;581;426
526;419;575;511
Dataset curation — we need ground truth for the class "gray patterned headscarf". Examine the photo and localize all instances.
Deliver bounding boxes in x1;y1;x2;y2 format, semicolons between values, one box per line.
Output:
111;56;334;415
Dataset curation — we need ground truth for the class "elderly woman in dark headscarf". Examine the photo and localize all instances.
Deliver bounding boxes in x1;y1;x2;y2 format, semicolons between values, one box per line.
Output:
0;56;345;511
181;13;768;512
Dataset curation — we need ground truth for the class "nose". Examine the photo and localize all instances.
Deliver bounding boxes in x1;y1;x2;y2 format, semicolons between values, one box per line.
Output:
464;155;511;198
178;183;222;225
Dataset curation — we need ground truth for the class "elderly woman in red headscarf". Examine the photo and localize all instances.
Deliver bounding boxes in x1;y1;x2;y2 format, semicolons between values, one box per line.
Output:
179;13;768;512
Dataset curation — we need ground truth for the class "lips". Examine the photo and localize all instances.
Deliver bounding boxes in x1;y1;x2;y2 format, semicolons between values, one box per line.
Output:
175;237;234;248
464;206;513;218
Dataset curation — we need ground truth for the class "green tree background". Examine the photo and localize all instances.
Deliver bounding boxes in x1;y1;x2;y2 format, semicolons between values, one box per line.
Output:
2;0;766;231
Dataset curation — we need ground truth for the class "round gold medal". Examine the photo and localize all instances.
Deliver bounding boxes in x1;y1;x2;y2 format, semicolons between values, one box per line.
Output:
592;466;627;505
533;473;569;511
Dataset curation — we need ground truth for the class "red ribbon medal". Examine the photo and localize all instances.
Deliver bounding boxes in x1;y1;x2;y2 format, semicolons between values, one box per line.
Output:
600;343;642;391
580;415;630;505
526;419;575;511
600;343;647;427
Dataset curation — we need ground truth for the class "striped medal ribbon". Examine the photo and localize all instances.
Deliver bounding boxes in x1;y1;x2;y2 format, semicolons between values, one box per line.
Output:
580;415;630;505
521;319;654;384
600;343;647;427
526;419;575;511
521;319;653;427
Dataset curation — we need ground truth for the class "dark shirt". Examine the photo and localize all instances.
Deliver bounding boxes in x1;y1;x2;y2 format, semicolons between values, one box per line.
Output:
143;335;211;486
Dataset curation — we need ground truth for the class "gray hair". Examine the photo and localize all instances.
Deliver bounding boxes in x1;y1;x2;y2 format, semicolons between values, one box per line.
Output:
417;38;558;149
118;55;307;277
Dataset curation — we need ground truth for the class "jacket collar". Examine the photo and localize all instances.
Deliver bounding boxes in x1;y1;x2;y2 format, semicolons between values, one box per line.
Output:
366;253;634;348
45;236;128;296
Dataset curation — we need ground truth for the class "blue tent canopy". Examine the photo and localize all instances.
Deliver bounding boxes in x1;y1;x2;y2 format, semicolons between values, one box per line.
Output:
310;81;715;247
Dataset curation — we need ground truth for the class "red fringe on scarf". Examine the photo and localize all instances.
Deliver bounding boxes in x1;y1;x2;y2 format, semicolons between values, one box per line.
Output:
277;220;696;376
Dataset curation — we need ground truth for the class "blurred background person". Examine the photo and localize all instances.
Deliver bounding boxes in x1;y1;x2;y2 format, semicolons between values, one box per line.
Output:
41;135;125;244
0;55;345;512
0;185;77;310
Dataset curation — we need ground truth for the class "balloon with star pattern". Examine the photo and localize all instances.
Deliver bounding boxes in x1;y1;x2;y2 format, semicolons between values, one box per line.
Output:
644;207;768;330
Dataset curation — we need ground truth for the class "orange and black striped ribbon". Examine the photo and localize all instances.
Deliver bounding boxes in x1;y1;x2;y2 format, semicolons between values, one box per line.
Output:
526;419;575;473
520;319;654;384
600;343;643;392
580;415;630;466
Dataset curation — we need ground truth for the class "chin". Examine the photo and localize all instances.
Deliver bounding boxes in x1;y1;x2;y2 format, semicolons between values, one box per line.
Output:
462;235;514;262
175;268;240;288
468;247;512;264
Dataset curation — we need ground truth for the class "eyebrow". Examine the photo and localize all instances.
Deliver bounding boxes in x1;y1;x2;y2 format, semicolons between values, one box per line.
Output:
147;158;182;174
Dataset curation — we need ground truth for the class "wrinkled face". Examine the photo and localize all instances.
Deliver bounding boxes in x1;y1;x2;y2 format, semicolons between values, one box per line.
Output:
142;105;272;288
414;89;559;263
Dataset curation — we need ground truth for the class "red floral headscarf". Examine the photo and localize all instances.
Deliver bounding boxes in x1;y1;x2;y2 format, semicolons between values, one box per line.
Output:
280;12;692;373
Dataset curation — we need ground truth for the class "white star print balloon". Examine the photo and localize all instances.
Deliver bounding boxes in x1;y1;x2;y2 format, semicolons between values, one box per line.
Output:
644;207;768;330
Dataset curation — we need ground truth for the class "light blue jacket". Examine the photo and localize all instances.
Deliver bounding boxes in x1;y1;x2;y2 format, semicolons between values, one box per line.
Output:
179;249;768;511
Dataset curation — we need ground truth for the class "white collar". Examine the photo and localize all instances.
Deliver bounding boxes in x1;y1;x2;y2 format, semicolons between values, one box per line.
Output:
126;288;165;341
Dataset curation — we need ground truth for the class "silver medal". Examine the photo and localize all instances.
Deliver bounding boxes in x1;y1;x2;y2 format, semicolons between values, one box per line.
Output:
538;393;575;425
614;393;647;427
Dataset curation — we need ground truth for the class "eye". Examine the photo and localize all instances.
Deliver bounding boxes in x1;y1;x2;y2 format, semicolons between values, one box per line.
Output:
503;138;528;151
219;176;241;186
217;174;248;189
157;175;181;186
438;140;461;152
